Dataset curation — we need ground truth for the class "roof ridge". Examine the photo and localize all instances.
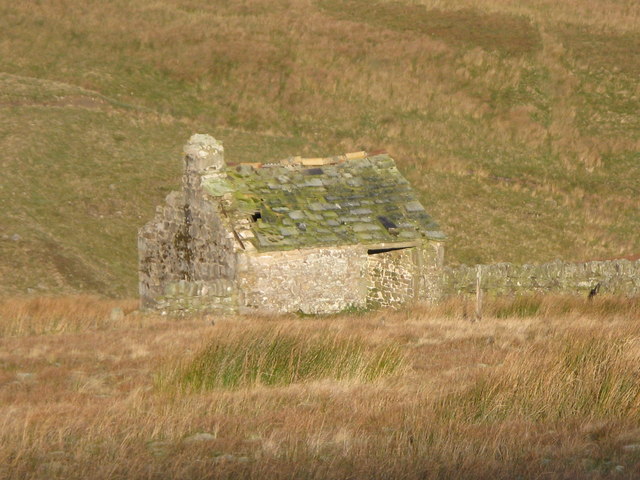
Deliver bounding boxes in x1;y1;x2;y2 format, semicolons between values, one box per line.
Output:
228;150;389;169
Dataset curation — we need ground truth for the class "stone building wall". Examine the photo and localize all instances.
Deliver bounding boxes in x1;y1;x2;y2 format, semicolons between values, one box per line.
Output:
444;259;640;297
182;136;238;284
238;241;444;315
183;177;238;283
153;279;237;314
237;246;369;314
138;189;240;312
366;247;417;308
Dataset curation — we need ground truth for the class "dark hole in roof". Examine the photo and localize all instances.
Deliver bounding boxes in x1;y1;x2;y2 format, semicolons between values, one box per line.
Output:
250;212;261;222
378;215;397;230
304;168;324;175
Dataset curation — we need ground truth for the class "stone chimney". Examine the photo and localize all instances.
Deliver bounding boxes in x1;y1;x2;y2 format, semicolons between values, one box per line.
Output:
183;133;225;174
182;134;225;200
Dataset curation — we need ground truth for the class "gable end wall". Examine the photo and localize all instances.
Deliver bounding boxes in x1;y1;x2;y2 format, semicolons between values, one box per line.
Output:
138;185;241;313
139;191;189;306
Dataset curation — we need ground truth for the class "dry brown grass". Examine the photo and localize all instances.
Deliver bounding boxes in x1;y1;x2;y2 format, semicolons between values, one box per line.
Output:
0;296;139;337
2;295;640;478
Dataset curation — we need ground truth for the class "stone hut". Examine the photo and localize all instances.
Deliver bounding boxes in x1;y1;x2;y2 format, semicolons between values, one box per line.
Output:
138;134;445;314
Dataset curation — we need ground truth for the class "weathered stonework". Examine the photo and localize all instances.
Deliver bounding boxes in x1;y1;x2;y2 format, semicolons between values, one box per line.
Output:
367;247;418;308
138;190;189;305
139;134;446;314
238;245;368;314
445;259;640;297
419;241;446;302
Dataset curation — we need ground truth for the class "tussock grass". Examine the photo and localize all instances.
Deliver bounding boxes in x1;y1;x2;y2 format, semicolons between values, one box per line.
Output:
164;329;404;390
442;336;640;422
493;295;542;318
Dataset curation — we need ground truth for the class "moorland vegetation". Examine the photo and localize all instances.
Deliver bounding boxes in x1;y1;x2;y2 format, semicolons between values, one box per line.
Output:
2;295;640;478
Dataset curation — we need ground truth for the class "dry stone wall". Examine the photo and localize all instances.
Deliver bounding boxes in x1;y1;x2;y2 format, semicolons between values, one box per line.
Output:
444;259;640;297
419;241;445;302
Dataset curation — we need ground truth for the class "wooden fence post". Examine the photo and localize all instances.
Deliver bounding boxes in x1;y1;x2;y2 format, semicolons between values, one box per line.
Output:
475;265;483;321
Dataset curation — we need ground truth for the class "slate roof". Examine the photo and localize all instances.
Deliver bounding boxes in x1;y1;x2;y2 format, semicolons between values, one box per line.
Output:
202;153;445;252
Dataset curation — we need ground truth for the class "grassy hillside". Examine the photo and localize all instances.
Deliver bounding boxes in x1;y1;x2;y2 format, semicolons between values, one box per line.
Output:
0;0;638;296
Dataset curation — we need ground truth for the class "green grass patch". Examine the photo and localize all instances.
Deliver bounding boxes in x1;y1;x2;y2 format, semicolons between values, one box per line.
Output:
439;337;640;423
164;330;404;391
493;295;542;318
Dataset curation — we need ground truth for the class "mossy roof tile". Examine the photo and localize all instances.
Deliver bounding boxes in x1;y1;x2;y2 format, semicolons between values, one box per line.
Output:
206;153;444;251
